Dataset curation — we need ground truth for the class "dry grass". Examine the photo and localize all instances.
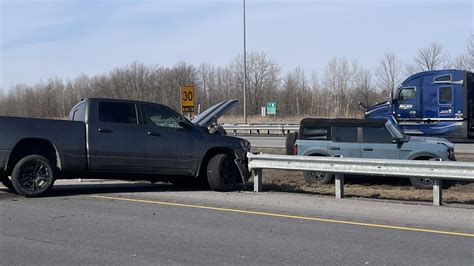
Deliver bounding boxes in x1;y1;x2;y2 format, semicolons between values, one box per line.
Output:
250;147;474;205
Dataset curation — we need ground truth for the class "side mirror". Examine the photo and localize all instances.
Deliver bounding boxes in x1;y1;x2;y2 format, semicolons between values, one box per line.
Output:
178;117;192;129
393;137;403;144
358;101;367;111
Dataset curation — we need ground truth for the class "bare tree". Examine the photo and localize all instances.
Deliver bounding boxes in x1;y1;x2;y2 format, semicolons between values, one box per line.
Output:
353;68;375;108
231;52;280;115
280;67;309;116
376;53;402;99
453;35;474;71
406;43;449;75
324;57;353;117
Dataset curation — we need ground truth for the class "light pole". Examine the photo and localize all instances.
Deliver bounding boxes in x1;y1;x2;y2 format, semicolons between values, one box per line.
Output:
243;0;247;123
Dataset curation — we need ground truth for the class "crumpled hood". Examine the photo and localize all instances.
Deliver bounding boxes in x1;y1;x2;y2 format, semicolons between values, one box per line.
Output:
409;136;454;149
192;99;239;127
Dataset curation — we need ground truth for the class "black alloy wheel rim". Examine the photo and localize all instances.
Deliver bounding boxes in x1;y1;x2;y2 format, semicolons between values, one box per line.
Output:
18;160;50;192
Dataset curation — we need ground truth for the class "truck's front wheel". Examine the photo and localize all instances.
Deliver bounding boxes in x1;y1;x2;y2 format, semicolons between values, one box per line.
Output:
11;155;55;197
207;154;237;192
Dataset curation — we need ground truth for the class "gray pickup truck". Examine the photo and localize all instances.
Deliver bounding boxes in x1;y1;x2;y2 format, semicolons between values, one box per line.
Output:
292;118;455;189
0;98;251;197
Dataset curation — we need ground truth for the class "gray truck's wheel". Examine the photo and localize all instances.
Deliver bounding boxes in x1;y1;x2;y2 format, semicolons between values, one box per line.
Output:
1;175;15;192
11;155;55;197
409;157;435;189
207;154;237;192
285;132;298;155
304;171;333;185
409;177;434;189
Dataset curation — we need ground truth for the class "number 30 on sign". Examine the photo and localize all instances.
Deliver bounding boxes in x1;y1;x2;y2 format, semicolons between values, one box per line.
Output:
180;85;195;114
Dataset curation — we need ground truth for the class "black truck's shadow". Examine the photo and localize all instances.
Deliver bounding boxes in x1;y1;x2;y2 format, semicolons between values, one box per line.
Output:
47;182;215;197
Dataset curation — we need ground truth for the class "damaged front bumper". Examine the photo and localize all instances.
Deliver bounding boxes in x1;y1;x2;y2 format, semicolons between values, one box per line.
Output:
234;148;251;184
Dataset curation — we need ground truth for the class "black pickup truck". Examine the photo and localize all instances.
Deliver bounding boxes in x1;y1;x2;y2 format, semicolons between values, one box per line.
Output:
0;98;251;197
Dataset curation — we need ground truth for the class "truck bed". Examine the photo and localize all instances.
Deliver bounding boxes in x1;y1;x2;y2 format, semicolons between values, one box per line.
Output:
0;116;87;173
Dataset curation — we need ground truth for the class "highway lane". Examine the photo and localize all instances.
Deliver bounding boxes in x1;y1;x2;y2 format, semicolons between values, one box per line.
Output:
1;181;473;265
243;136;474;153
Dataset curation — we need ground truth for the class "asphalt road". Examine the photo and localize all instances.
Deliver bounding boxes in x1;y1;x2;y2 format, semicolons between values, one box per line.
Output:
1;180;473;265
244;136;474;153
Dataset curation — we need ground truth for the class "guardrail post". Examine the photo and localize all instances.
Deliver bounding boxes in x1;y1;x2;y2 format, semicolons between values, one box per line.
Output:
253;169;263;192
433;179;442;206
335;174;344;199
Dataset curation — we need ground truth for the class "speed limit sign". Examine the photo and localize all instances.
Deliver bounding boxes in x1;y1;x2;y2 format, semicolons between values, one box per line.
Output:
180;85;195;114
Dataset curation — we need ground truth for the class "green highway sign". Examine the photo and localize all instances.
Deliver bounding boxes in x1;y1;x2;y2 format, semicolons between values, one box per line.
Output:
266;101;276;115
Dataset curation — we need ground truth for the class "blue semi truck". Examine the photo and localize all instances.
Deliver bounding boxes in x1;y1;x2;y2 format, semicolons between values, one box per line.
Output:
365;69;474;140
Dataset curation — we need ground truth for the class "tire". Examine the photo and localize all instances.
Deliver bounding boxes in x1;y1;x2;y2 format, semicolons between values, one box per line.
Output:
10;155;55;197
409;157;435;189
409;177;434;189
207;154;237;192
1;175;15;192
304;171;334;185
286;132;298;155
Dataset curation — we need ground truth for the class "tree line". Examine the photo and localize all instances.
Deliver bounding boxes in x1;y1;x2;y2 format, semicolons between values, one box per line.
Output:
0;37;472;120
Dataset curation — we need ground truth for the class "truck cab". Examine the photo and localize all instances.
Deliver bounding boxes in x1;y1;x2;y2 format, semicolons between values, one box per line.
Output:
366;70;474;139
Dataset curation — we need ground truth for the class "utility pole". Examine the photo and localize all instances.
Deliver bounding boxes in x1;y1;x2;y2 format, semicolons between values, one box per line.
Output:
243;0;247;123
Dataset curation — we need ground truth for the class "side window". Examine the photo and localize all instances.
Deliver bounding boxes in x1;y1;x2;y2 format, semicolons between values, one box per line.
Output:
141;104;182;129
438;86;453;105
331;127;358;142
98;102;137;124
433;74;451;82
72;103;86;122
362;127;393;143
302;127;329;140
398;87;416;102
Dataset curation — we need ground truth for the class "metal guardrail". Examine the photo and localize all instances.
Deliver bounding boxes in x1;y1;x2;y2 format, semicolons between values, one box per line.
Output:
222;123;299;135
247;153;474;206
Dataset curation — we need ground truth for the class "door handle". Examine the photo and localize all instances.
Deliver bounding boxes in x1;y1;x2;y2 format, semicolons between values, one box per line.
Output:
330;147;340;150
147;131;161;136
98;128;112;133
363;147;374;151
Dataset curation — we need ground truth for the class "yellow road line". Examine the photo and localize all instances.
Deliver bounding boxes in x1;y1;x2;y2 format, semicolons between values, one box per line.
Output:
90;195;474;238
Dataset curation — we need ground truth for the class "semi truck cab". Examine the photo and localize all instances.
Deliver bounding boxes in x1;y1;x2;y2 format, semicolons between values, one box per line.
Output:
366;70;474;139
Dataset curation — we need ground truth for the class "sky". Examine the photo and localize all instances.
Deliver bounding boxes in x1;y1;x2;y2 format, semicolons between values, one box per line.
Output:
0;0;473;90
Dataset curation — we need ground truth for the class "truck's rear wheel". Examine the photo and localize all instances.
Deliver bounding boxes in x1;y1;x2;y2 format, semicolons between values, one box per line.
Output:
409;157;435;189
11;155;55;197
207;154;237;192
304;171;334;185
409;177;434;189
1;175;15;192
